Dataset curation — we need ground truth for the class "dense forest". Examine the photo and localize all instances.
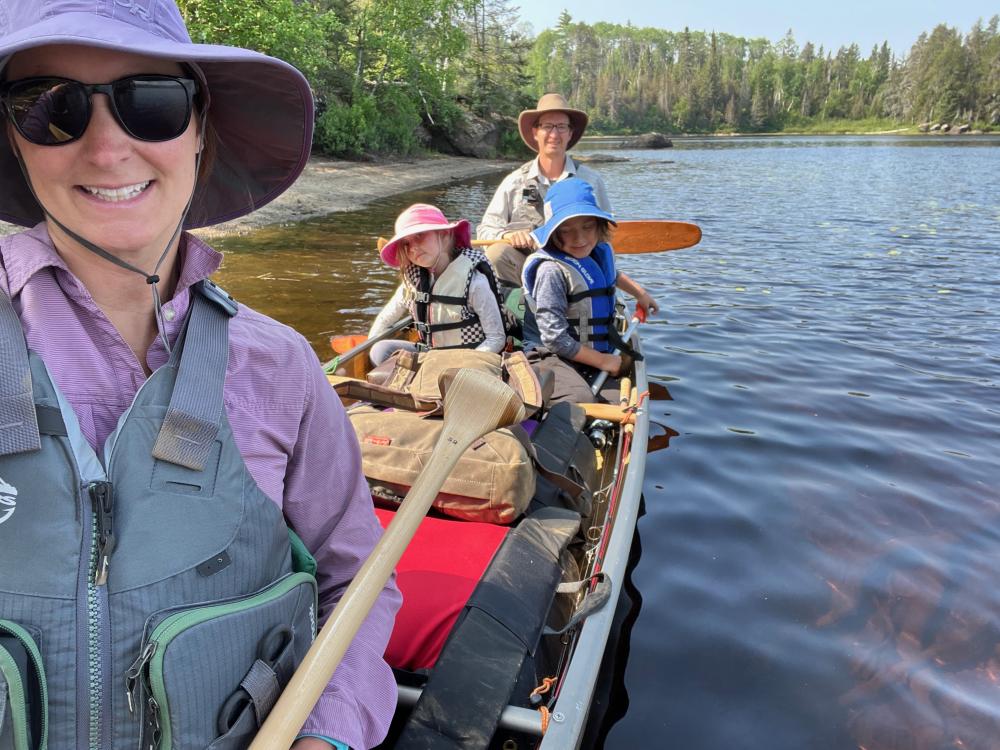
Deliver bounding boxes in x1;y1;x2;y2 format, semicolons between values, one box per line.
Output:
177;1;1000;157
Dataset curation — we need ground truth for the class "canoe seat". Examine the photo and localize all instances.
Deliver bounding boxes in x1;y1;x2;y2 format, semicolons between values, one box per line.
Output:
375;507;508;671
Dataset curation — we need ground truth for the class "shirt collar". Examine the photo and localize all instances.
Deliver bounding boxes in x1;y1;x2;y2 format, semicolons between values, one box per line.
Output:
1;224;223;300
529;155;578;182
1;223;71;298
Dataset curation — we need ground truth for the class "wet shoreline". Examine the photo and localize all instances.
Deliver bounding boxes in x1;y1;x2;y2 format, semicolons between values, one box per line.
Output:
0;154;516;238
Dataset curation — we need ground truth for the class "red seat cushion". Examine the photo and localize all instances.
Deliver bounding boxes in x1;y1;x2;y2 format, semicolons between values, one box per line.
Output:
376;507;509;670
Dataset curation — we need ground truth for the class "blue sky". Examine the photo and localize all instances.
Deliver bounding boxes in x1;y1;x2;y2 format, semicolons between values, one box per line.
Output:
514;0;999;57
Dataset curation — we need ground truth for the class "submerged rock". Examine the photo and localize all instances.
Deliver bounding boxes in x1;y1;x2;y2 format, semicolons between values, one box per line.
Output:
573;153;631;163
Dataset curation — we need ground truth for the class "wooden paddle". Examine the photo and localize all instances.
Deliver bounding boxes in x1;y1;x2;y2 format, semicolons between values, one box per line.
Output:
249;369;525;749
591;315;643;395
322;315;413;375
375;219;700;257
471;219;702;254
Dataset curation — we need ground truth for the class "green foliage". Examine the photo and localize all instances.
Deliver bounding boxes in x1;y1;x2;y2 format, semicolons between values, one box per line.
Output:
314;96;376;158
315;88;423;157
779;115;910;134
180;1;1000;153
460;0;534;116
177;0;341;80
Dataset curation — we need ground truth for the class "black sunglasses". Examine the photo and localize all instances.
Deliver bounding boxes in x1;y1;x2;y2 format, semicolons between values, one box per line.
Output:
0;74;198;146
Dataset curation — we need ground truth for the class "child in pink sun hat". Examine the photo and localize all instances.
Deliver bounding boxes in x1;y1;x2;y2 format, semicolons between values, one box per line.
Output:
368;203;508;364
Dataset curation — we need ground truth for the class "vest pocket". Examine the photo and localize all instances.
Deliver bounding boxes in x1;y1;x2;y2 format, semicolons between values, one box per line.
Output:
0;620;47;750
127;572;317;749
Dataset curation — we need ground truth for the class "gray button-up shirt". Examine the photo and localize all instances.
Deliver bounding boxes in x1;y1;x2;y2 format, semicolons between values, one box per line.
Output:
476;156;612;239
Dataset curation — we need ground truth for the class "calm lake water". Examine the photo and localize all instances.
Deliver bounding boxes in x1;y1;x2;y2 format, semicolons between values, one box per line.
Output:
213;135;1000;750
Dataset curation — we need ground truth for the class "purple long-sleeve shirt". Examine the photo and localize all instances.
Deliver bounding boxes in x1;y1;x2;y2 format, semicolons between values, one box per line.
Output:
0;224;401;749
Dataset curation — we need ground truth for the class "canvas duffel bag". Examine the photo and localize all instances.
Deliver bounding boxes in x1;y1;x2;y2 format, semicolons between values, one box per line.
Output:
334;349;545;417
348;405;535;524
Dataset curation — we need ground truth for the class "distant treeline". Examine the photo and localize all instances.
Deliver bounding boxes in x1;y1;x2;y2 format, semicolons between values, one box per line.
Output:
176;1;999;158
532;13;1000;133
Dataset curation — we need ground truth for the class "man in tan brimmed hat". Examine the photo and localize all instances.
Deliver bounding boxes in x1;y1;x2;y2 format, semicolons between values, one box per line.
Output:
477;93;612;285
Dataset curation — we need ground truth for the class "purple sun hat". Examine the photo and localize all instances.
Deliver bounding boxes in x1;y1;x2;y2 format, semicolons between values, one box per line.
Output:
0;0;314;229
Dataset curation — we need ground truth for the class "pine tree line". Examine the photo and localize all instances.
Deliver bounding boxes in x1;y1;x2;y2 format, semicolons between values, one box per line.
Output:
530;14;1000;133
177;2;999;159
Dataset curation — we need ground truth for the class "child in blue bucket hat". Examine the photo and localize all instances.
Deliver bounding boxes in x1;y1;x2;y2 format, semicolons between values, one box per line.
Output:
521;177;658;403
0;2;399;748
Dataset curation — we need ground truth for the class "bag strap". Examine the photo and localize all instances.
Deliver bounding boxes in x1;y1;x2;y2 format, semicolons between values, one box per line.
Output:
381;349;421;392
501;351;544;417
333;378;441;415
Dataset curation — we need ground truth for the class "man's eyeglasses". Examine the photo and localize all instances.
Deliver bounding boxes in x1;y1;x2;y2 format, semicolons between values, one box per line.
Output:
535;123;571;134
0;75;199;146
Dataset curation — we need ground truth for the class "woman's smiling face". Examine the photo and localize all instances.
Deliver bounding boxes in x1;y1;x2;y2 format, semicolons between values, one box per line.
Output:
5;44;201;266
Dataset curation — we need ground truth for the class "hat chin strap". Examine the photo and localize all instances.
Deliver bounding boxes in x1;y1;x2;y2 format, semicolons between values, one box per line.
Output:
8;110;208;355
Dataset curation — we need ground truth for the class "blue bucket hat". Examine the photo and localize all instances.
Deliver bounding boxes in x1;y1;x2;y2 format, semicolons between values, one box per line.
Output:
0;0;314;229
531;177;616;248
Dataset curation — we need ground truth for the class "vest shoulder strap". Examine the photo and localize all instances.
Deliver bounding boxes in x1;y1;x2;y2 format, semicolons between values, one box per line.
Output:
151;284;233;471
0;289;41;456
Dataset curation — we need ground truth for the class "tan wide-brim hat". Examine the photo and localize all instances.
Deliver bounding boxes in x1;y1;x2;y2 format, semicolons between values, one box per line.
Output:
518;93;589;151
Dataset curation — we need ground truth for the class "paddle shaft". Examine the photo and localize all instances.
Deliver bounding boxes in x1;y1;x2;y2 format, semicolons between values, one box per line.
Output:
470;219;701;254
250;370;524;748
591;316;641;395
322;316;413;374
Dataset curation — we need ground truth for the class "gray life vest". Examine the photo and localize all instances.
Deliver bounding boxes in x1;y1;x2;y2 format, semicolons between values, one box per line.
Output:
506;162;546;232
0;282;317;750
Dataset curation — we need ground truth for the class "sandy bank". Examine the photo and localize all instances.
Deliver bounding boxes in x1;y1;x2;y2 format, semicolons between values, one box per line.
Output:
199;154;514;238
0;154;515;238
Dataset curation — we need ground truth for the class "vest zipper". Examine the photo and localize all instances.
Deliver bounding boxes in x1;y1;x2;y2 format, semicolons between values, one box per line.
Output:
125;640;163;747
83;482;114;750
90;481;116;586
85;499;103;750
124;641;156;715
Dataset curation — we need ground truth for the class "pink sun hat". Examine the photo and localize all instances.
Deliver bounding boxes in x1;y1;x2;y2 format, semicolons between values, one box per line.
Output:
379;204;471;267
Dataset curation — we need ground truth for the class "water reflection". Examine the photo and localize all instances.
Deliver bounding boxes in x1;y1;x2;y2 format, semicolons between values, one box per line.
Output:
209;180;500;359
209;136;1000;750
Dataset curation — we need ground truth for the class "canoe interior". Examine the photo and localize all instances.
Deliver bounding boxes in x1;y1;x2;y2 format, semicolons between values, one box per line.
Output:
329;318;648;749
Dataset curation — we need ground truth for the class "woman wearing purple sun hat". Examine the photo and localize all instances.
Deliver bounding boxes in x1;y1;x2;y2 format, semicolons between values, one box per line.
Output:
0;2;399;749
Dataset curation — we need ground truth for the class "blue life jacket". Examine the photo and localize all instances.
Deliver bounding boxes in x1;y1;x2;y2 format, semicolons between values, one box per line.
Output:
521;242;617;353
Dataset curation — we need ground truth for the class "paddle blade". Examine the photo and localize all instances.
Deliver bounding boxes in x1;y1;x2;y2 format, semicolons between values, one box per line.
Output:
330;334;367;354
442;368;526;437
612;220;702;254
470;220;701;254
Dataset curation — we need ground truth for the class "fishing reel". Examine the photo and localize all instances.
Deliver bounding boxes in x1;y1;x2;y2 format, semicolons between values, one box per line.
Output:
587;418;615;449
